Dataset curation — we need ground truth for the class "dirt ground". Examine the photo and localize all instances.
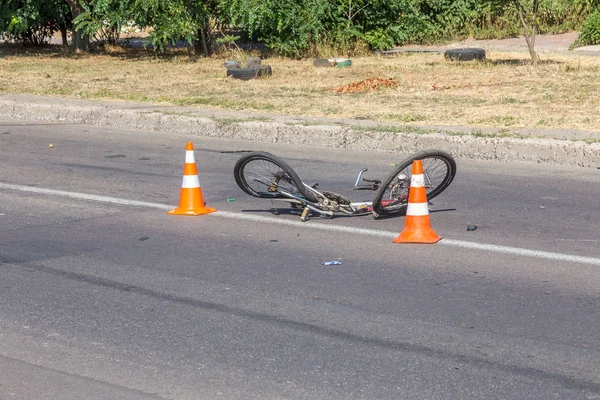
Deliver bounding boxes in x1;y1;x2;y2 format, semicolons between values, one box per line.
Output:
388;32;600;55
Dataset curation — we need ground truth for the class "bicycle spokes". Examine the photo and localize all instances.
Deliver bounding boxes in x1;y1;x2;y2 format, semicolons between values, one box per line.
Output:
423;171;433;188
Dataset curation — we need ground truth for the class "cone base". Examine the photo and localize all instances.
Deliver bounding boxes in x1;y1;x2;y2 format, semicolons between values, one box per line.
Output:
168;186;216;216
167;207;217;216
393;228;442;244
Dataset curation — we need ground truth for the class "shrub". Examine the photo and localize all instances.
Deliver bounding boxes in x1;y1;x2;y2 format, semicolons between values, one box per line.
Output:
571;8;600;48
220;0;329;57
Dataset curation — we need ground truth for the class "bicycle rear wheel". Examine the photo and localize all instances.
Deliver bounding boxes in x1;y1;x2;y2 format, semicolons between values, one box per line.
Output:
234;152;317;202
371;150;456;217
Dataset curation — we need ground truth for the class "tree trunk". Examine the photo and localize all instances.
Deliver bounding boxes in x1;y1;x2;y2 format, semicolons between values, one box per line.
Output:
187;41;196;59
64;0;89;52
194;21;212;57
515;0;539;65
60;28;68;47
201;25;210;57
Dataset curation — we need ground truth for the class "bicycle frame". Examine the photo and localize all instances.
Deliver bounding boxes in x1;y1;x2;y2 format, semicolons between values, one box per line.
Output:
235;149;456;222
267;165;440;221
260;168;392;222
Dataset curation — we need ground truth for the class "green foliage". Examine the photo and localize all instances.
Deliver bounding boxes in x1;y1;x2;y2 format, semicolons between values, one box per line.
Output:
359;0;424;47
221;0;425;55
414;0;597;41
73;0;221;54
571;8;600;48
413;0;482;40
364;28;395;50
3;0;600;56
215;34;240;46
0;0;69;45
478;0;597;35
75;0;134;44
221;0;329;57
135;0;201;52
220;0;600;55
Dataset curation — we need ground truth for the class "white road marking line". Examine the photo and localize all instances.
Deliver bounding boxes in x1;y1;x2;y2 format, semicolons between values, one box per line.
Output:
0;183;172;210
2;182;600;267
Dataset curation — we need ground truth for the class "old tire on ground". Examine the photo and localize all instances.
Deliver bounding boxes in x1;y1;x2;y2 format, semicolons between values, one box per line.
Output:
313;58;334;67
227;65;272;80
444;48;486;62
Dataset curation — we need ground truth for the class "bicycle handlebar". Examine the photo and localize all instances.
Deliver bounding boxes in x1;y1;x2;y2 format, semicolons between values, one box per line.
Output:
353;168;381;190
353;185;378;191
362;178;381;184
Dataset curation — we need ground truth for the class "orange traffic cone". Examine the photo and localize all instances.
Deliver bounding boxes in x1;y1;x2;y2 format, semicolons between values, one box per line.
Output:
393;159;442;244
168;142;217;216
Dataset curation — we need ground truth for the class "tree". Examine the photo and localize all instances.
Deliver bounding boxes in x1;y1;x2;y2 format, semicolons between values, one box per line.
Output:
0;0;70;45
483;0;541;64
514;0;540;64
75;0;220;57
63;0;89;51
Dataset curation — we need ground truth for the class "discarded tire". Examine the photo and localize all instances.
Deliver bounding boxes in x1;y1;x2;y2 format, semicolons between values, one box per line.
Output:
444;48;486;62
313;58;334;67
227;65;272;80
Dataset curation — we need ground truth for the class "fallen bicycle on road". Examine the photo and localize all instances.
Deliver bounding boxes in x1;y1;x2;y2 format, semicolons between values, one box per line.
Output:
234;150;456;221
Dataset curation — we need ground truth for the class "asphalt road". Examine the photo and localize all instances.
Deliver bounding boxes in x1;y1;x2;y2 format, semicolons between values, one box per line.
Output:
1;120;599;399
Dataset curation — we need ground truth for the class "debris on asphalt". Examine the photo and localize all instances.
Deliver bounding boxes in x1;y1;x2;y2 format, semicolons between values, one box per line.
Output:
49;144;53;148
227;198;235;202
322;261;342;266
467;224;478;231
138;236;150;241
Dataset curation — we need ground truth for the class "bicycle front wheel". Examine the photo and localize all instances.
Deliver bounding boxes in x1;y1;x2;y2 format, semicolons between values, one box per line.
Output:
234;152;317;202
372;150;456;217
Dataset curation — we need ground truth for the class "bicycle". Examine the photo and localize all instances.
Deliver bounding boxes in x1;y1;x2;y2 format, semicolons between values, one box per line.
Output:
234;150;457;222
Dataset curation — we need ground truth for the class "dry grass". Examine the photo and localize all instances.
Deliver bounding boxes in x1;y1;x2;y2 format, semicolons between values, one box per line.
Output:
1;45;599;133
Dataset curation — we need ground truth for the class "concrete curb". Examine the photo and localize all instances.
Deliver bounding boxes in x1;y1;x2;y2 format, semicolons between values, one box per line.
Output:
1;96;598;168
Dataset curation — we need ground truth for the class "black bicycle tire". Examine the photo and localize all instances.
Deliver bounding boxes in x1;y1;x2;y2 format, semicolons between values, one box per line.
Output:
371;150;456;217
234;151;318;202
